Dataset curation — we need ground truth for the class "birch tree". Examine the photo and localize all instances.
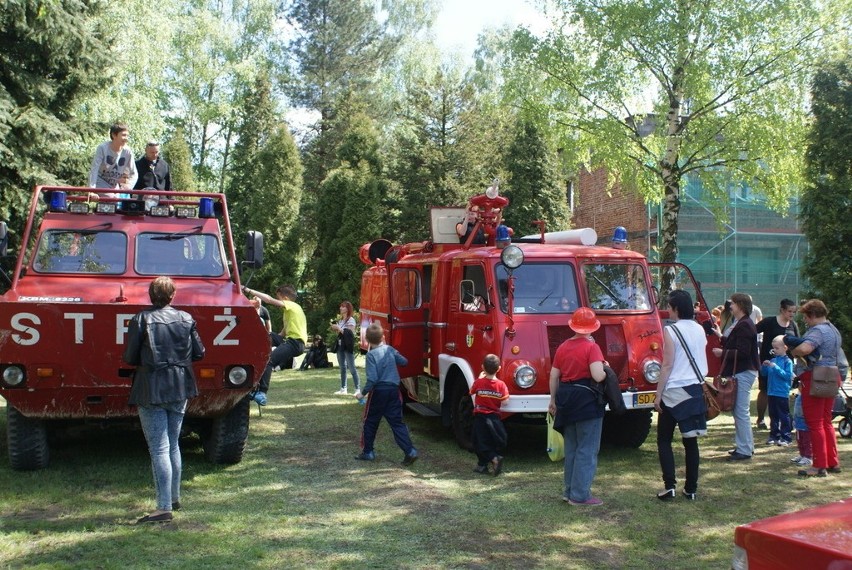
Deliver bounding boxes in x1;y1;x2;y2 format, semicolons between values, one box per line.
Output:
510;0;827;295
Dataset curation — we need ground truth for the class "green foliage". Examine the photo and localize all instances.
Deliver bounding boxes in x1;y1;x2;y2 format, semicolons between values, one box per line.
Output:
225;73;303;295
508;0;821;265
503;115;571;237
314;114;386;332
800;52;852;351
385;62;513;243
0;0;113;246
163;127;196;191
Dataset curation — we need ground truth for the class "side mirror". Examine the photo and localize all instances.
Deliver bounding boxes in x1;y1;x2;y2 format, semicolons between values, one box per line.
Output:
0;222;7;257
245;231;264;269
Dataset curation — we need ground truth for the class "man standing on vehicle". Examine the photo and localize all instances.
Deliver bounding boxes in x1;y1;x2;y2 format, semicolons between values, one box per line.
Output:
242;284;308;406
134;141;171;190
89;122;138;191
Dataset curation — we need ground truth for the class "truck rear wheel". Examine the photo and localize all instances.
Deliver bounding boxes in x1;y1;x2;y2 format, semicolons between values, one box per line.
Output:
601;408;652;448
202;398;250;464
7;406;50;471
449;382;474;451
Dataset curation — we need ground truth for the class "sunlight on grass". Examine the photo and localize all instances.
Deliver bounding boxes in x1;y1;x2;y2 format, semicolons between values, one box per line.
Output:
0;366;849;569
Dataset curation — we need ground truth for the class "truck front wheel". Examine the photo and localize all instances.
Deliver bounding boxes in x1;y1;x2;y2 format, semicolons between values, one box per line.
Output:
202;397;250;464
7;406;50;471
601;408;652;448
449;382;474;451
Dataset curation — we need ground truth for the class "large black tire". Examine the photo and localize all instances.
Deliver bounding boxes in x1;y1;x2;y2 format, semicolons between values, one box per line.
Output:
7;406;50;471
601;408;653;448
449;381;475;451
202;398;250;464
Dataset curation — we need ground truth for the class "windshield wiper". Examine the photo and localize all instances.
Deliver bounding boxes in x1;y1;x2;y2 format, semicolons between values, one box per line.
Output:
51;223;113;236
151;226;204;241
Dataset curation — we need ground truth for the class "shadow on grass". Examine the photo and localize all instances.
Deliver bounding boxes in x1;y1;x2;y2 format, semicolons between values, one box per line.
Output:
0;368;850;569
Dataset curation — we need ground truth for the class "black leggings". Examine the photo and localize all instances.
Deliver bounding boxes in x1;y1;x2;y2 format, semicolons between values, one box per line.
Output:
657;406;700;493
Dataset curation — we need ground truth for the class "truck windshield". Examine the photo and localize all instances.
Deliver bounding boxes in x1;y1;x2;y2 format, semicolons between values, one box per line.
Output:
495;263;579;313
136;232;225;277
33;230;127;274
584;263;651;311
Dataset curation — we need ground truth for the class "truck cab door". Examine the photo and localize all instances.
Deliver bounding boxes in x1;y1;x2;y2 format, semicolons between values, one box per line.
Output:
388;265;428;377
650;262;721;376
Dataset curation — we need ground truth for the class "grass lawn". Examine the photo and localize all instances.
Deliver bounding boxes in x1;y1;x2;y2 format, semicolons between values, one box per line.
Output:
0;362;849;569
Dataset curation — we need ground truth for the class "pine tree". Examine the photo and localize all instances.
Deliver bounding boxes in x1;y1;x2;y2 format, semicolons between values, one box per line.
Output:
314;113;386;330
800;54;852;351
503;116;571;238
163;128;195;191
225;73;303;293
0;1;113;245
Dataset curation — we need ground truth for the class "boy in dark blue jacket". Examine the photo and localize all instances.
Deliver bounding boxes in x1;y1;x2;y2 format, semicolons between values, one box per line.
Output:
354;323;418;466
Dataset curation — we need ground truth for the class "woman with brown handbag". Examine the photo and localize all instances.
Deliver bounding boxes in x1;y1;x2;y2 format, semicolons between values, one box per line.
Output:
712;293;760;461
791;299;843;477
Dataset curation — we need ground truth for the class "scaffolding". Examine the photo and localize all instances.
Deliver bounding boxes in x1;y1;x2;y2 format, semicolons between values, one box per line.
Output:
649;176;807;312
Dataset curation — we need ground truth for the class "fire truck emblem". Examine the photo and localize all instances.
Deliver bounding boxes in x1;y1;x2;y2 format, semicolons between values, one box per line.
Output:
466;323;474;348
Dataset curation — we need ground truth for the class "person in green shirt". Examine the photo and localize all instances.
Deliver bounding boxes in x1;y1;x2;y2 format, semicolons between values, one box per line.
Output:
242;284;308;406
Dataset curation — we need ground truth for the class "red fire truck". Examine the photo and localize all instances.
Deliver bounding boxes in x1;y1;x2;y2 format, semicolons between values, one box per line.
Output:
0;186;270;470
357;186;718;450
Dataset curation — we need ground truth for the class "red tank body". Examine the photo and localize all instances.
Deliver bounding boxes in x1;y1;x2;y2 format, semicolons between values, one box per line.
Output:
0;186;270;469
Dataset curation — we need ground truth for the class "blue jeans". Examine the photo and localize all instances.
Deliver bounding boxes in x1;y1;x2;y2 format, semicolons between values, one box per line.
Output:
337;349;360;390
733;370;757;455
561;417;603;502
138;401;187;511
768;395;792;443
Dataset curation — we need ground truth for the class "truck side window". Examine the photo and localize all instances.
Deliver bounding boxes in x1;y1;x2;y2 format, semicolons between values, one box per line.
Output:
461;265;487;312
391;268;421;309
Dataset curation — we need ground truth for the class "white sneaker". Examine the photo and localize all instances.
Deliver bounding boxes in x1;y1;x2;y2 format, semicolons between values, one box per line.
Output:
790;455;803;463
334;388;348;395
795;457;813;466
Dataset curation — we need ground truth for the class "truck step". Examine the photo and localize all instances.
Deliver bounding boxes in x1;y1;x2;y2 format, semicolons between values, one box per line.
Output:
405;402;441;417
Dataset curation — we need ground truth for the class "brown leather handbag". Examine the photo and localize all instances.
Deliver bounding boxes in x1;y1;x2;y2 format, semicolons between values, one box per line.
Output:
712;350;738;412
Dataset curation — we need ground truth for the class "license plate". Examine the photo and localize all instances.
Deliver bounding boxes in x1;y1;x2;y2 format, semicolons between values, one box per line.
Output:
634;392;656;406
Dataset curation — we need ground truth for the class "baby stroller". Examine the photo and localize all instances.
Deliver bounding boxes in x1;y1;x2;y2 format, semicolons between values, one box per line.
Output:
831;382;852;438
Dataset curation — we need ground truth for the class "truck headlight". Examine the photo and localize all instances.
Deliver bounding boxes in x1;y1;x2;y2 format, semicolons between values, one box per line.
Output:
2;365;25;387
643;359;662;383
514;364;536;388
227;366;249;387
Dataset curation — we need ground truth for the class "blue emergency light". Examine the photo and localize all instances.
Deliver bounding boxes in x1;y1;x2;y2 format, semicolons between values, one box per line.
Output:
199;197;215;218
49;191;67;212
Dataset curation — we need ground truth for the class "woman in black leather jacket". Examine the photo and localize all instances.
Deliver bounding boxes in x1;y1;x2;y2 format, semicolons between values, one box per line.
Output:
124;276;205;523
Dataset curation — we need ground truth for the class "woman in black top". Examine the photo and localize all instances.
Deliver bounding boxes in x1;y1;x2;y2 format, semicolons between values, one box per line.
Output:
712;292;760;460
754;299;799;429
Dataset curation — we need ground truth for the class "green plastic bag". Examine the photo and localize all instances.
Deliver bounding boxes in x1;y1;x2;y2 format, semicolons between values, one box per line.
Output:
546;412;564;462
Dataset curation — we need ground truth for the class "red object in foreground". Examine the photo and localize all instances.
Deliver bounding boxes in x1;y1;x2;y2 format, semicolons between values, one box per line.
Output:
733;497;852;570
